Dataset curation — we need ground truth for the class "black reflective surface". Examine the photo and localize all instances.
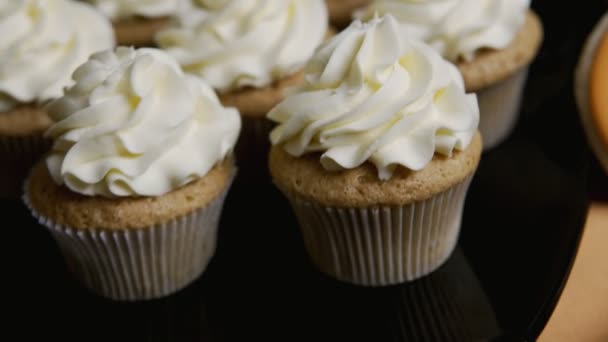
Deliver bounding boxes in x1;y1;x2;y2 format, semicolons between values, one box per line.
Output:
4;1;605;341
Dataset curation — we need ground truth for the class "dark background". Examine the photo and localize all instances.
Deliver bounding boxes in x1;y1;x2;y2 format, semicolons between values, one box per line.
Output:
3;1;607;341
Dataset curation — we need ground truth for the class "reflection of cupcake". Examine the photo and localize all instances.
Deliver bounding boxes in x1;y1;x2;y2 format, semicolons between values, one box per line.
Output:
24;47;241;301
357;0;543;150
84;0;177;46
394;248;500;341
268;16;481;286
0;0;114;197
576;12;608;173
156;0;328;178
325;0;370;28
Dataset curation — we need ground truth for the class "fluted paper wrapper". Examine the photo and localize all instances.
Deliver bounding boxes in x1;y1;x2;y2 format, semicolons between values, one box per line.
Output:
0;134;51;198
235;117;274;181
287;175;474;287
24;186;231;301
477;67;529;151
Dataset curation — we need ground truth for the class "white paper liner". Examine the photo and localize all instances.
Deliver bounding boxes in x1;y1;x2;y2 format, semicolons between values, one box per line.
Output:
0;134;51;198
477;67;529;151
235;117;275;181
23;181;232;301
286;175;474;287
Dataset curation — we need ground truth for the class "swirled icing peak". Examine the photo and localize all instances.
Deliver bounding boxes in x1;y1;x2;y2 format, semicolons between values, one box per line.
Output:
0;0;114;111
46;47;241;197
268;15;479;180
84;0;178;20
156;0;328;93
356;0;530;62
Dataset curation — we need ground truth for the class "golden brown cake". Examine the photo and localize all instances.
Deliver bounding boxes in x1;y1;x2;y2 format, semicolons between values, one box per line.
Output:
270;132;482;208
0;106;52;137
218;27;336;118
113;16;170;47
219;72;305;119
27;159;233;230
326;0;371;28
457;11;543;92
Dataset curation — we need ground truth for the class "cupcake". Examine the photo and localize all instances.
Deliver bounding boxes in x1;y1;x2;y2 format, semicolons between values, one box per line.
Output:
24;47;241;301
575;12;608;174
356;0;543;150
325;0;370;28
0;0;114;197
268;15;481;286
83;0;178;46
156;0;328;178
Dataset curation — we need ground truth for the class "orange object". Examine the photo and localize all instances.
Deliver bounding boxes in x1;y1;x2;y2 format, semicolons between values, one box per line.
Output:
576;13;608;173
590;32;608;147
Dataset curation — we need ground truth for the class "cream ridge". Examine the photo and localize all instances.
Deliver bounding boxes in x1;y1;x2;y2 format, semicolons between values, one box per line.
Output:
268;15;479;180
0;0;114;111
156;0;328;93
46;47;241;197
356;0;530;62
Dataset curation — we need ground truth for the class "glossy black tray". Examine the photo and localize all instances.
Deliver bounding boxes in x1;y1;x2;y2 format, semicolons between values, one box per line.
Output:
4;1;603;341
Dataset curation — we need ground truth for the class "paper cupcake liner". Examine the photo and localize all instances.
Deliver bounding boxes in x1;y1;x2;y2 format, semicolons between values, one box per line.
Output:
0;134;51;198
235;117;275;181
477;67;529;151
287;175;474;287
24;183;232;301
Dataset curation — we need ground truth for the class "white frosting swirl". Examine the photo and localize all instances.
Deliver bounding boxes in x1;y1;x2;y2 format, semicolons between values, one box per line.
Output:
356;0;530;61
156;0;328;93
268;15;479;180
0;0;114;111
46;47;241;197
84;0;178;20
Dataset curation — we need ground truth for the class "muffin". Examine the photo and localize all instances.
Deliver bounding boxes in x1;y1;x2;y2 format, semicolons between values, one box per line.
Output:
575;12;608;173
84;0;177;46
268;15;481;286
24;47;241;301
0;0;114;197
356;0;543;150
156;0;328;178
325;0;370;28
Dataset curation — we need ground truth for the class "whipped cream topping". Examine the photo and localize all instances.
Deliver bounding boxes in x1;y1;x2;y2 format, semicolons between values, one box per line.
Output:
356;0;530;61
156;0;328;93
84;0;178;20
268;15;479;180
46;47;241;197
0;0;114;111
